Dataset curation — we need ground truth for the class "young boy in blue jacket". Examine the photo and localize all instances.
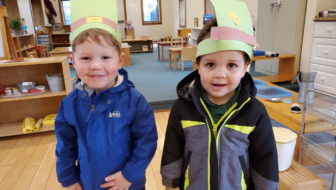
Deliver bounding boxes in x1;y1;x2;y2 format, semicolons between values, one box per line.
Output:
55;0;157;189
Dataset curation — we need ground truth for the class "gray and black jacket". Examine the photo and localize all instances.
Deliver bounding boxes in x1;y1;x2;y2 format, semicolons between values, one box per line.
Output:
161;70;279;190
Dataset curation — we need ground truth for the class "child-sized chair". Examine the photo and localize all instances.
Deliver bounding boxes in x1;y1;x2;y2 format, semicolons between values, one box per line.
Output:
179;46;197;71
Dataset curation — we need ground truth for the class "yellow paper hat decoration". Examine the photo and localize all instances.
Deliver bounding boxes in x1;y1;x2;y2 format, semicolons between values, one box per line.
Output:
197;0;258;60
70;0;121;43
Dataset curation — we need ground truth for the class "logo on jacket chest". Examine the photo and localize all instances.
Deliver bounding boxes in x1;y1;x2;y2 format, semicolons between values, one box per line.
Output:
108;111;121;118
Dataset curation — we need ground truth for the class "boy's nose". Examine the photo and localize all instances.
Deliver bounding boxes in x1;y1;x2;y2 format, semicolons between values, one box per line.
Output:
214;66;228;78
90;58;102;69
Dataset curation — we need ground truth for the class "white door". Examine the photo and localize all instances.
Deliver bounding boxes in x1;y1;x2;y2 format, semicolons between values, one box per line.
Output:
255;0;306;75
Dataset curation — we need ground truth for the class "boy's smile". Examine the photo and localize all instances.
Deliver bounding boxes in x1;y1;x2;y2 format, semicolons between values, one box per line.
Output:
71;37;124;93
198;50;248;105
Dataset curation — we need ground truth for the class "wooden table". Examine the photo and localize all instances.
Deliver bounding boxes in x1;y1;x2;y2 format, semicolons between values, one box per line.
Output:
253;54;295;83
257;81;334;161
49;46;72;57
49;44;132;66
279;160;326;190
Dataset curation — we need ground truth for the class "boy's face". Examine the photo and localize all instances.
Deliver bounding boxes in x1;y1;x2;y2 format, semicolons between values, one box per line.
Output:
198;50;248;105
71;37;124;93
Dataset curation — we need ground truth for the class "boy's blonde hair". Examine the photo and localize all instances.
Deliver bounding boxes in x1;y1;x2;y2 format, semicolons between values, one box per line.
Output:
72;28;121;54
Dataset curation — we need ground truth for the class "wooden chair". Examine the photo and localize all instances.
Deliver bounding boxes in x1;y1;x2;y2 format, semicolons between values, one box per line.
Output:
179;46;197;71
171;37;184;47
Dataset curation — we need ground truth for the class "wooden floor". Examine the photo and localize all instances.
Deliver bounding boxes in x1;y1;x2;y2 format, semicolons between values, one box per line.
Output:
0;110;169;190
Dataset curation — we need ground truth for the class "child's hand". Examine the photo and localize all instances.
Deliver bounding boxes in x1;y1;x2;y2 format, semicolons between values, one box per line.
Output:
166;187;180;190
100;171;131;190
65;182;83;190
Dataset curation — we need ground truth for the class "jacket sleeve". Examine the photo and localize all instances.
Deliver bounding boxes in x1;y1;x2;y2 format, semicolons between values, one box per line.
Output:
160;103;185;188
249;104;279;190
55;101;80;187
121;95;158;183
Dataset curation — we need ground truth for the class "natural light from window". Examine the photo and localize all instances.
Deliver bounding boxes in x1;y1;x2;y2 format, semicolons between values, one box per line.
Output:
62;1;71;25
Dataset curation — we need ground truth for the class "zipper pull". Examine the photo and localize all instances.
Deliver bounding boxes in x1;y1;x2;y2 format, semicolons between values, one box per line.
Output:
90;104;95;112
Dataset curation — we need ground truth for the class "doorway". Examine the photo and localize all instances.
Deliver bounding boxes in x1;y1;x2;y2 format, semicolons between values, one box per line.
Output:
255;0;307;76
30;0;44;28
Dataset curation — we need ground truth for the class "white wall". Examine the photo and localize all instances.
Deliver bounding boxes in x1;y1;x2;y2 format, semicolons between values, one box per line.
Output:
125;0;175;40
185;0;203;29
242;0;259;22
17;0;35;34
300;0;336;72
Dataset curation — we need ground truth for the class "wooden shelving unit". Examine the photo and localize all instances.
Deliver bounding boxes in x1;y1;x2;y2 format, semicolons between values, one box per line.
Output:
122;38;153;53
253;54;296;83
12;34;36;58
0;57;72;137
50;33;70;49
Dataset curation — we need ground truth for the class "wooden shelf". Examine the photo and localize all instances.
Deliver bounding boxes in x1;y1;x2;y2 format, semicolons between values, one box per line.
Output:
0;91;66;103
0;57;72;137
15;45;35;52
122;39;153;53
252;54;296;83
0;122;55;137
130;50;153;53
12;34;36;58
50;33;70;49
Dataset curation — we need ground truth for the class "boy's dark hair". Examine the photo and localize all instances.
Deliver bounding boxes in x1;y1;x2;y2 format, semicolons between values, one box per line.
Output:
72;28;121;54
196;18;250;64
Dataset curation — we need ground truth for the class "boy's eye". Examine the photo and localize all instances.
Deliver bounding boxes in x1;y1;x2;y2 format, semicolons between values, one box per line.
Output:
205;62;215;68
228;63;238;68
80;57;90;61
102;56;111;60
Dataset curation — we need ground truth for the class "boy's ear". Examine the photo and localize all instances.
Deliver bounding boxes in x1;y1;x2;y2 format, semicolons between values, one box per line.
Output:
70;54;75;68
119;52;125;69
245;61;251;73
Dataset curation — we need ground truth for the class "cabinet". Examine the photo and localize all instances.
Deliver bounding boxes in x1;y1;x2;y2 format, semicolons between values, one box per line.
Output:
310;20;336;97
299;93;336;189
50;33;70;49
0;57;72;137
189;27;202;46
122;38;153;53
177;28;191;39
12;34;36;58
36;34;51;50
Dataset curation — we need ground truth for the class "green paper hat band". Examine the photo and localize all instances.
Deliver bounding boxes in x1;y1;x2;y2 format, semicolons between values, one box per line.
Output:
196;0;258;60
70;0;121;43
71;16;119;33
197;38;253;60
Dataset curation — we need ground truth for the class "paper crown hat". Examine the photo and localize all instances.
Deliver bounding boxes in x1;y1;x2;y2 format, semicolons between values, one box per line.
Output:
70;0;121;43
197;0;258;60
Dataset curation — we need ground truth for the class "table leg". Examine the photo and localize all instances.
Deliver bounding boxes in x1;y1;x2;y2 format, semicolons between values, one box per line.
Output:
168;51;172;70
174;54;177;71
162;46;165;61
157;44;161;60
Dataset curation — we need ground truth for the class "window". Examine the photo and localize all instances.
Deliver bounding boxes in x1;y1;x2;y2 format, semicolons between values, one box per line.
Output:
140;0;162;25
59;0;71;25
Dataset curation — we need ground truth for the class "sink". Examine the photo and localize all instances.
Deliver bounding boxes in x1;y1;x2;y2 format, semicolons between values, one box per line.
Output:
253;79;267;88
256;86;293;99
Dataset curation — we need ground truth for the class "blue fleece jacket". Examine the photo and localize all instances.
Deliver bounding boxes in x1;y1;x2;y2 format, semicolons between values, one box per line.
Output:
55;69;157;190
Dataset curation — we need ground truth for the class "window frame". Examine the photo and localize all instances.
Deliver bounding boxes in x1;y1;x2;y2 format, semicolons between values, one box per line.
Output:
140;0;162;25
58;0;70;26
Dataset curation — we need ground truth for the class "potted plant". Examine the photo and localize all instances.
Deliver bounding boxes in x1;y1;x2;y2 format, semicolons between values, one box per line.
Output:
9;18;23;36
